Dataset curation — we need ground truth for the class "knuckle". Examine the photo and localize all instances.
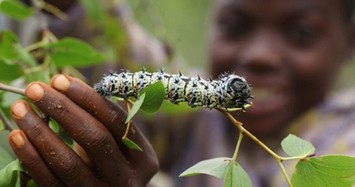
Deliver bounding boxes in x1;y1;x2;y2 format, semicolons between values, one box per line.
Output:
24;121;43;138
20;153;42;169
56;153;81;180
85;129;113;152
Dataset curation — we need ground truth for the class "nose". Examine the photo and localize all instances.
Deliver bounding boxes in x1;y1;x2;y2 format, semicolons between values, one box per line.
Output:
238;30;283;75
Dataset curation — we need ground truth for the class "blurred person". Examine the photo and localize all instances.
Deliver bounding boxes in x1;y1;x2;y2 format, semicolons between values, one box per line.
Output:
7;0;355;187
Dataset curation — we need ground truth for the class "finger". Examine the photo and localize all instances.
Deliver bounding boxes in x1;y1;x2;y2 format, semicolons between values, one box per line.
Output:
9;130;65;187
51;75;158;170
10;100;101;186
25;82;131;184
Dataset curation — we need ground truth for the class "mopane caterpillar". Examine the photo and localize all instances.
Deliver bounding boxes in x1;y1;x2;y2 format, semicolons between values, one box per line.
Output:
94;69;252;111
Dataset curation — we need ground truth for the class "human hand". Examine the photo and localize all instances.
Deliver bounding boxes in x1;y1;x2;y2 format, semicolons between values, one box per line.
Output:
8;75;158;187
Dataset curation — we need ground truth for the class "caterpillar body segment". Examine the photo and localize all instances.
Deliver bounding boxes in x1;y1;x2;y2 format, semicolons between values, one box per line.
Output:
94;70;252;111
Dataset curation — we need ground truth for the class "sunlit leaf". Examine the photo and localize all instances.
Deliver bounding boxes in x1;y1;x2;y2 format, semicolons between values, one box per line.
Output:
180;157;231;178
0;159;25;187
122;137;143;151
0;30;19;63
125;93;145;124
0;146;14;169
79;0;106;23
0;62;22;81
47;38;104;68
291;155;355;187
223;161;251;187
139;81;165;113
281;134;315;157
0;0;32;20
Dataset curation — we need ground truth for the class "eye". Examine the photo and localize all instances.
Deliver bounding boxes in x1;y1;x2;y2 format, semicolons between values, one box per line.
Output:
287;24;319;46
217;15;249;39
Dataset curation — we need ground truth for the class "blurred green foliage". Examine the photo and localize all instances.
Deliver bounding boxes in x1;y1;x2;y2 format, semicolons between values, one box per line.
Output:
128;0;211;71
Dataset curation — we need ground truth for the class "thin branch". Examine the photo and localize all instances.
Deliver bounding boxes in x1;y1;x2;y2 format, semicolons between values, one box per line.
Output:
220;110;294;187
0;83;25;95
42;1;69;21
31;0;48;31
231;131;243;161
0;107;16;131
122;101;132;140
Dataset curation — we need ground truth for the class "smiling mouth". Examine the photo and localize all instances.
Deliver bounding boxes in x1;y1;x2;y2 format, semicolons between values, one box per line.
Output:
247;87;289;116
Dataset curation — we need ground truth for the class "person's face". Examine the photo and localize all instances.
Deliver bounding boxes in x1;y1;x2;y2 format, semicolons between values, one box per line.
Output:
210;0;354;136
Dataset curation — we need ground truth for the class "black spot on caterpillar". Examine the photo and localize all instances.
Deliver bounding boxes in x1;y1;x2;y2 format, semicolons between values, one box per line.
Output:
94;69;252;111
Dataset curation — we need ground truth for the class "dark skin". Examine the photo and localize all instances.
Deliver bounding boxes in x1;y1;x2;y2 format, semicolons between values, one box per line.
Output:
9;75;158;186
7;0;355;186
210;0;355;136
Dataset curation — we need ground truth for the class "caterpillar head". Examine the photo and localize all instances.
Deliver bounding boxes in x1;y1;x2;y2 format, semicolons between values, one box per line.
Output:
225;75;253;110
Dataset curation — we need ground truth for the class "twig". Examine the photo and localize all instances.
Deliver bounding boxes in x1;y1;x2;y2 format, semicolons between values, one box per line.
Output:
42;1;69;21
231;131;243;161
0;83;25;95
31;0;48;31
122;101;132;139
0;107;16;131
220;110;294;187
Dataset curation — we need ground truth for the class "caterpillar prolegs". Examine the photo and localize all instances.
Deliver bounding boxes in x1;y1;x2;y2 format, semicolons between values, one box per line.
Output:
94;69;252;111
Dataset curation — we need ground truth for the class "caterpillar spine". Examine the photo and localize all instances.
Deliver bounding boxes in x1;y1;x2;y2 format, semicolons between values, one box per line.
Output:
94;69;252;111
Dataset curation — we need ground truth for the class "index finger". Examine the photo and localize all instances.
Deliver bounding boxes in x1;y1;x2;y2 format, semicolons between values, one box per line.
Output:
51;75;158;172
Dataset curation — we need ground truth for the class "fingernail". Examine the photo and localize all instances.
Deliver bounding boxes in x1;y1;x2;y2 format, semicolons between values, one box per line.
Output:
52;75;70;92
26;83;44;101
11;101;28;119
10;132;26;147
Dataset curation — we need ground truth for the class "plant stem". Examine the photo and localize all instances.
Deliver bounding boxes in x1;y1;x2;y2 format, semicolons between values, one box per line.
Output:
0;83;25;95
122;101;131;139
276;160;293;186
220;110;294;187
0;107;16;131
231;131;243;161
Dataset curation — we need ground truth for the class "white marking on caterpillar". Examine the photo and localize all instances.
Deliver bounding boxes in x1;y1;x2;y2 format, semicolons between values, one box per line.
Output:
94;69;252;111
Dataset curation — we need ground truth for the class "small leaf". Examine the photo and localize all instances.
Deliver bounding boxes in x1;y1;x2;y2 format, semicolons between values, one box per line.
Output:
291;155;355;187
0;30;36;67
179;157;231;178
125;93;146;124
139;81;165;113
223;161;251;187
79;0;106;23
47;38;104;68
122;137;143;151
0;30;18;61
0;159;25;187
0;0;33;20
0;146;14;169
0;62;22;81
281;134;315;157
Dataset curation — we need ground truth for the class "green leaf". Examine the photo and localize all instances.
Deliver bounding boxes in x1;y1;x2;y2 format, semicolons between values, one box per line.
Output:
0;30;36;67
122;137;143;151
0;62;22;81
79;0;106;23
281;134;315;157
125;93;145;124
0;146;14;169
0;159;25;187
139;81;165;113
47;38;104;68
223;161;251;187
291;155;355;187
0;0;33;20
0;30;18;61
13;44;37;66
179;157;231;178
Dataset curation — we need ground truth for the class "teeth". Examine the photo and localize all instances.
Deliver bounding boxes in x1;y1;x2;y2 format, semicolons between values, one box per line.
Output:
252;88;276;101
